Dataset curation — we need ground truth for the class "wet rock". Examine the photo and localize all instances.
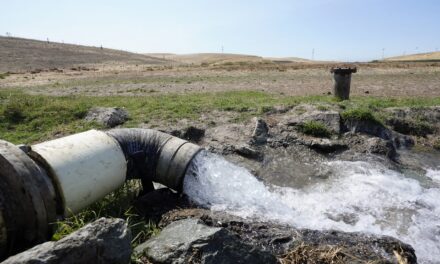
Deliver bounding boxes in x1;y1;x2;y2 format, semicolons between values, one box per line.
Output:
160;209;417;264
343;118;392;140
168;126;206;143
134;188;191;222
295;137;347;153
85;107;129;128
326;212;360;225
234;144;264;160
309;138;348;153
385;106;440;123
344;132;398;161
284;110;341;134
251;117;269;144
366;137;397;160
3;218;131;264
206;124;251;145
391;131;415;149
386;117;435;137
135;218;277;264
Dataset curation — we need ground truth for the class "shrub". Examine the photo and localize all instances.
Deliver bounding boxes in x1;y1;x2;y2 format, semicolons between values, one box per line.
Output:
297;121;332;138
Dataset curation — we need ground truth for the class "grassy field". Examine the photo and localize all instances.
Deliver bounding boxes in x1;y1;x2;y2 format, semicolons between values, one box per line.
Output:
3;90;440;144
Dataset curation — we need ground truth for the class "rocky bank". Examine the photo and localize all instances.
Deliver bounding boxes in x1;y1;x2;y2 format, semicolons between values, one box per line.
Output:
5;104;440;263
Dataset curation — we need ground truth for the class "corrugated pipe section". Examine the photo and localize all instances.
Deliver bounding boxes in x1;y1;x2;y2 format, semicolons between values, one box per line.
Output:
0;129;202;260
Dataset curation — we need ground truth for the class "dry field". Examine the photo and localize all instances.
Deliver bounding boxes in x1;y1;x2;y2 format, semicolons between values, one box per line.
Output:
1;36;440;98
385;51;440;61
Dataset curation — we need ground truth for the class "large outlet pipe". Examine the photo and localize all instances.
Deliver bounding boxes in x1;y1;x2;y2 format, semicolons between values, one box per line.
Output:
0;129;202;259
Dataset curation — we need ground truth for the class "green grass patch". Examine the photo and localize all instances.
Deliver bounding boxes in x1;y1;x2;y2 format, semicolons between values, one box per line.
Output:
0;90;322;144
297;121;332;138
2;90;440;144
341;108;382;124
52;180;160;247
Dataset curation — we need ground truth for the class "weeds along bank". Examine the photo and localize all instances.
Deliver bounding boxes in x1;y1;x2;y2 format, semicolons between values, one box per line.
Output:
1;90;440;143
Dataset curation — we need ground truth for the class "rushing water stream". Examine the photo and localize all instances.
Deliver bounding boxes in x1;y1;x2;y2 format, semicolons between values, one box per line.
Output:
183;150;440;263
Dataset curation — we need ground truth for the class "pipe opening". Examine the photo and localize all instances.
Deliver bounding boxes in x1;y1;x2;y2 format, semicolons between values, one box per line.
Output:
0;128;202;260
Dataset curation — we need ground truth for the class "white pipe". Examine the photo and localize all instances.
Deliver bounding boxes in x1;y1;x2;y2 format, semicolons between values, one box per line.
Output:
30;130;127;215
0;128;202;259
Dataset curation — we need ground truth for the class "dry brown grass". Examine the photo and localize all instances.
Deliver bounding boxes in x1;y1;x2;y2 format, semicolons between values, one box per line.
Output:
0;36;168;72
385;51;440;61
146;53;265;65
278;243;380;264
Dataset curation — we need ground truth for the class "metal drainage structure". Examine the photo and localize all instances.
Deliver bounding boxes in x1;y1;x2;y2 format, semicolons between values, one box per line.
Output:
330;67;357;100
0;129;202;260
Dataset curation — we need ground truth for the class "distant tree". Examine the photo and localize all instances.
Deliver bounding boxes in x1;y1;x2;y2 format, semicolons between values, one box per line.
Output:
5;32;11;37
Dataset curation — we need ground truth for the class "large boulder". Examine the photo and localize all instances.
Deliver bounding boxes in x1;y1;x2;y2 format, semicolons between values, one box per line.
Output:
343;118;392;140
85;107;129;128
134;218;277;264
283;110;341;134
160;209;417;264
3;218;132;264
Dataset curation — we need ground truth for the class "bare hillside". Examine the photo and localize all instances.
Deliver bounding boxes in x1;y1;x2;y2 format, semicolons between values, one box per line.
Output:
146;53;265;65
385;51;440;61
0;36;169;72
146;53;314;65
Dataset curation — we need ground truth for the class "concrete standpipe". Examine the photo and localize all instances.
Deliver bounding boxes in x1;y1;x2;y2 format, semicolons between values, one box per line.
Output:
330;67;357;100
0;129;202;260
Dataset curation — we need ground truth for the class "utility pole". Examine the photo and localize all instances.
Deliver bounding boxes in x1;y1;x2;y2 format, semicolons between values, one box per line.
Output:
221;45;224;54
312;48;315;60
382;48;385;60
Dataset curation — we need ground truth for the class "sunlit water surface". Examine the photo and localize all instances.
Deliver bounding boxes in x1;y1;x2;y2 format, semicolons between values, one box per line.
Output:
183;151;440;263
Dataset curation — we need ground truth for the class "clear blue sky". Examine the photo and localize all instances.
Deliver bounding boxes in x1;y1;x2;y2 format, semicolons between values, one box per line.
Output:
1;0;439;61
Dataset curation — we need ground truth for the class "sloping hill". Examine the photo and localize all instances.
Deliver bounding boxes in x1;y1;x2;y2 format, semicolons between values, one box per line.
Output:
147;53;265;65
147;53;313;65
385;51;440;62
0;36;169;72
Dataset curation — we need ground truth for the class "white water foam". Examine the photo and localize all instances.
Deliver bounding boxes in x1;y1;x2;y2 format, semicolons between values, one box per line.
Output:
426;168;440;184
183;151;440;263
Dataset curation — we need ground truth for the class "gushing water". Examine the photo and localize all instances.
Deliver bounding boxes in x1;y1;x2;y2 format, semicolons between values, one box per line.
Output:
183;151;440;263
